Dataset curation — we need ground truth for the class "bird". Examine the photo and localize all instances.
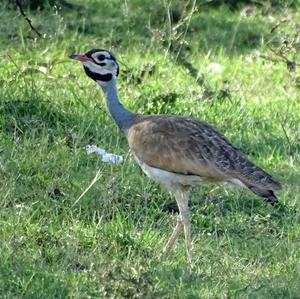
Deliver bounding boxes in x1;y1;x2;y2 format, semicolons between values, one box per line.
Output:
69;49;282;265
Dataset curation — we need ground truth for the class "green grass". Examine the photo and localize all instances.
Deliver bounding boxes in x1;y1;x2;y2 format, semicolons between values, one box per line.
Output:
1;1;300;298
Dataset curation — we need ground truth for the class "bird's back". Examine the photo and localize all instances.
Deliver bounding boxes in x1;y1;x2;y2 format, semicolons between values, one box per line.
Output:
127;114;282;192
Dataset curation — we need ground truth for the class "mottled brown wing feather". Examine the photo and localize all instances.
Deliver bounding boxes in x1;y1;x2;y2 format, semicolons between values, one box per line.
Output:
127;115;282;191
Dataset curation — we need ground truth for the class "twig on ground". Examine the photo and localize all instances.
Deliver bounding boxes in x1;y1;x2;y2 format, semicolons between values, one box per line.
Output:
71;170;102;208
260;46;298;71
280;121;293;152
270;19;289;33
16;0;42;37
7;54;20;70
260;19;299;71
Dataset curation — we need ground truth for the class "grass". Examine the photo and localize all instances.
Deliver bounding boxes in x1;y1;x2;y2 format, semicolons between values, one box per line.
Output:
1;1;300;298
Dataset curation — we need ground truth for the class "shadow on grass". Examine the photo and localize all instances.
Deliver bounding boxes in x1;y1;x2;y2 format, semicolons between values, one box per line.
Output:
188;11;270;54
40;1;272;54
0;96;116;146
0;98;71;136
3;0;293;56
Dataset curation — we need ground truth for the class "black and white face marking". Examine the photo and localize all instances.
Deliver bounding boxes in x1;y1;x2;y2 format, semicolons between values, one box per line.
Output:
83;49;119;83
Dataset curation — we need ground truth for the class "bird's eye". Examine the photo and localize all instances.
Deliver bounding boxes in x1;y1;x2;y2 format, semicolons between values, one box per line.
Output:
97;54;106;61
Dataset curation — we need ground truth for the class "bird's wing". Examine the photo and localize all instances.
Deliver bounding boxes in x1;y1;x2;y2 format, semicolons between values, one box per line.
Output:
127;115;282;191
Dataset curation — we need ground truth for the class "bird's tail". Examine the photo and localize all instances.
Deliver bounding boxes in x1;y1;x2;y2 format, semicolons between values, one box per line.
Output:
247;186;278;206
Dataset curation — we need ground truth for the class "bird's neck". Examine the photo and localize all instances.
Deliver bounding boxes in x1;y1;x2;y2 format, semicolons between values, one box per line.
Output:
99;80;135;131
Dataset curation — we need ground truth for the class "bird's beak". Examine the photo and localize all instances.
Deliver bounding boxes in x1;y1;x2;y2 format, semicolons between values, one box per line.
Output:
69;54;92;62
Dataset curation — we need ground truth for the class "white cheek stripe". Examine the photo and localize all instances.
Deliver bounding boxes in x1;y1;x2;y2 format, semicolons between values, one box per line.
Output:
83;61;108;74
83;61;118;78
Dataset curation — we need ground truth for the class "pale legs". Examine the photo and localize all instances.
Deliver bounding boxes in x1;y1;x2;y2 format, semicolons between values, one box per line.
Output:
162;216;182;254
162;187;193;265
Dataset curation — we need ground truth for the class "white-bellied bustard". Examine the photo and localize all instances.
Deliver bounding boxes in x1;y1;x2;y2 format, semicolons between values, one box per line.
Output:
70;49;282;265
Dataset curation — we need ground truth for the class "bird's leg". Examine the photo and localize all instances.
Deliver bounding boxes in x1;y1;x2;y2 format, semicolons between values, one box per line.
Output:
161;215;182;257
175;189;193;266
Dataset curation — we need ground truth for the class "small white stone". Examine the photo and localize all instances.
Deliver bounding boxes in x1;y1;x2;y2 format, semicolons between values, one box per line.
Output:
38;66;48;74
85;145;123;163
86;145;106;155
102;153;123;163
206;63;223;74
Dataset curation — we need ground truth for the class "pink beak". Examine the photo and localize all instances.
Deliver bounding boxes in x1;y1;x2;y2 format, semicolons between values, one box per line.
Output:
69;54;92;62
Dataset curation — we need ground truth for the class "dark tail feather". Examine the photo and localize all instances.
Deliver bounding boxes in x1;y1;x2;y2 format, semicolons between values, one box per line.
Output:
248;186;279;206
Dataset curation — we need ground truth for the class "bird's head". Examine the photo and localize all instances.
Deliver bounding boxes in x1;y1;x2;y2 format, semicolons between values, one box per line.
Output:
69;49;119;85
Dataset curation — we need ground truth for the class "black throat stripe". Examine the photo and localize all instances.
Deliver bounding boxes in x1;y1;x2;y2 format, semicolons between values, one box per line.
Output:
84;66;113;81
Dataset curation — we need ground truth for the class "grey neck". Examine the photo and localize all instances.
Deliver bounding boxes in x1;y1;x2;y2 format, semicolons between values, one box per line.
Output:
98;80;135;131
